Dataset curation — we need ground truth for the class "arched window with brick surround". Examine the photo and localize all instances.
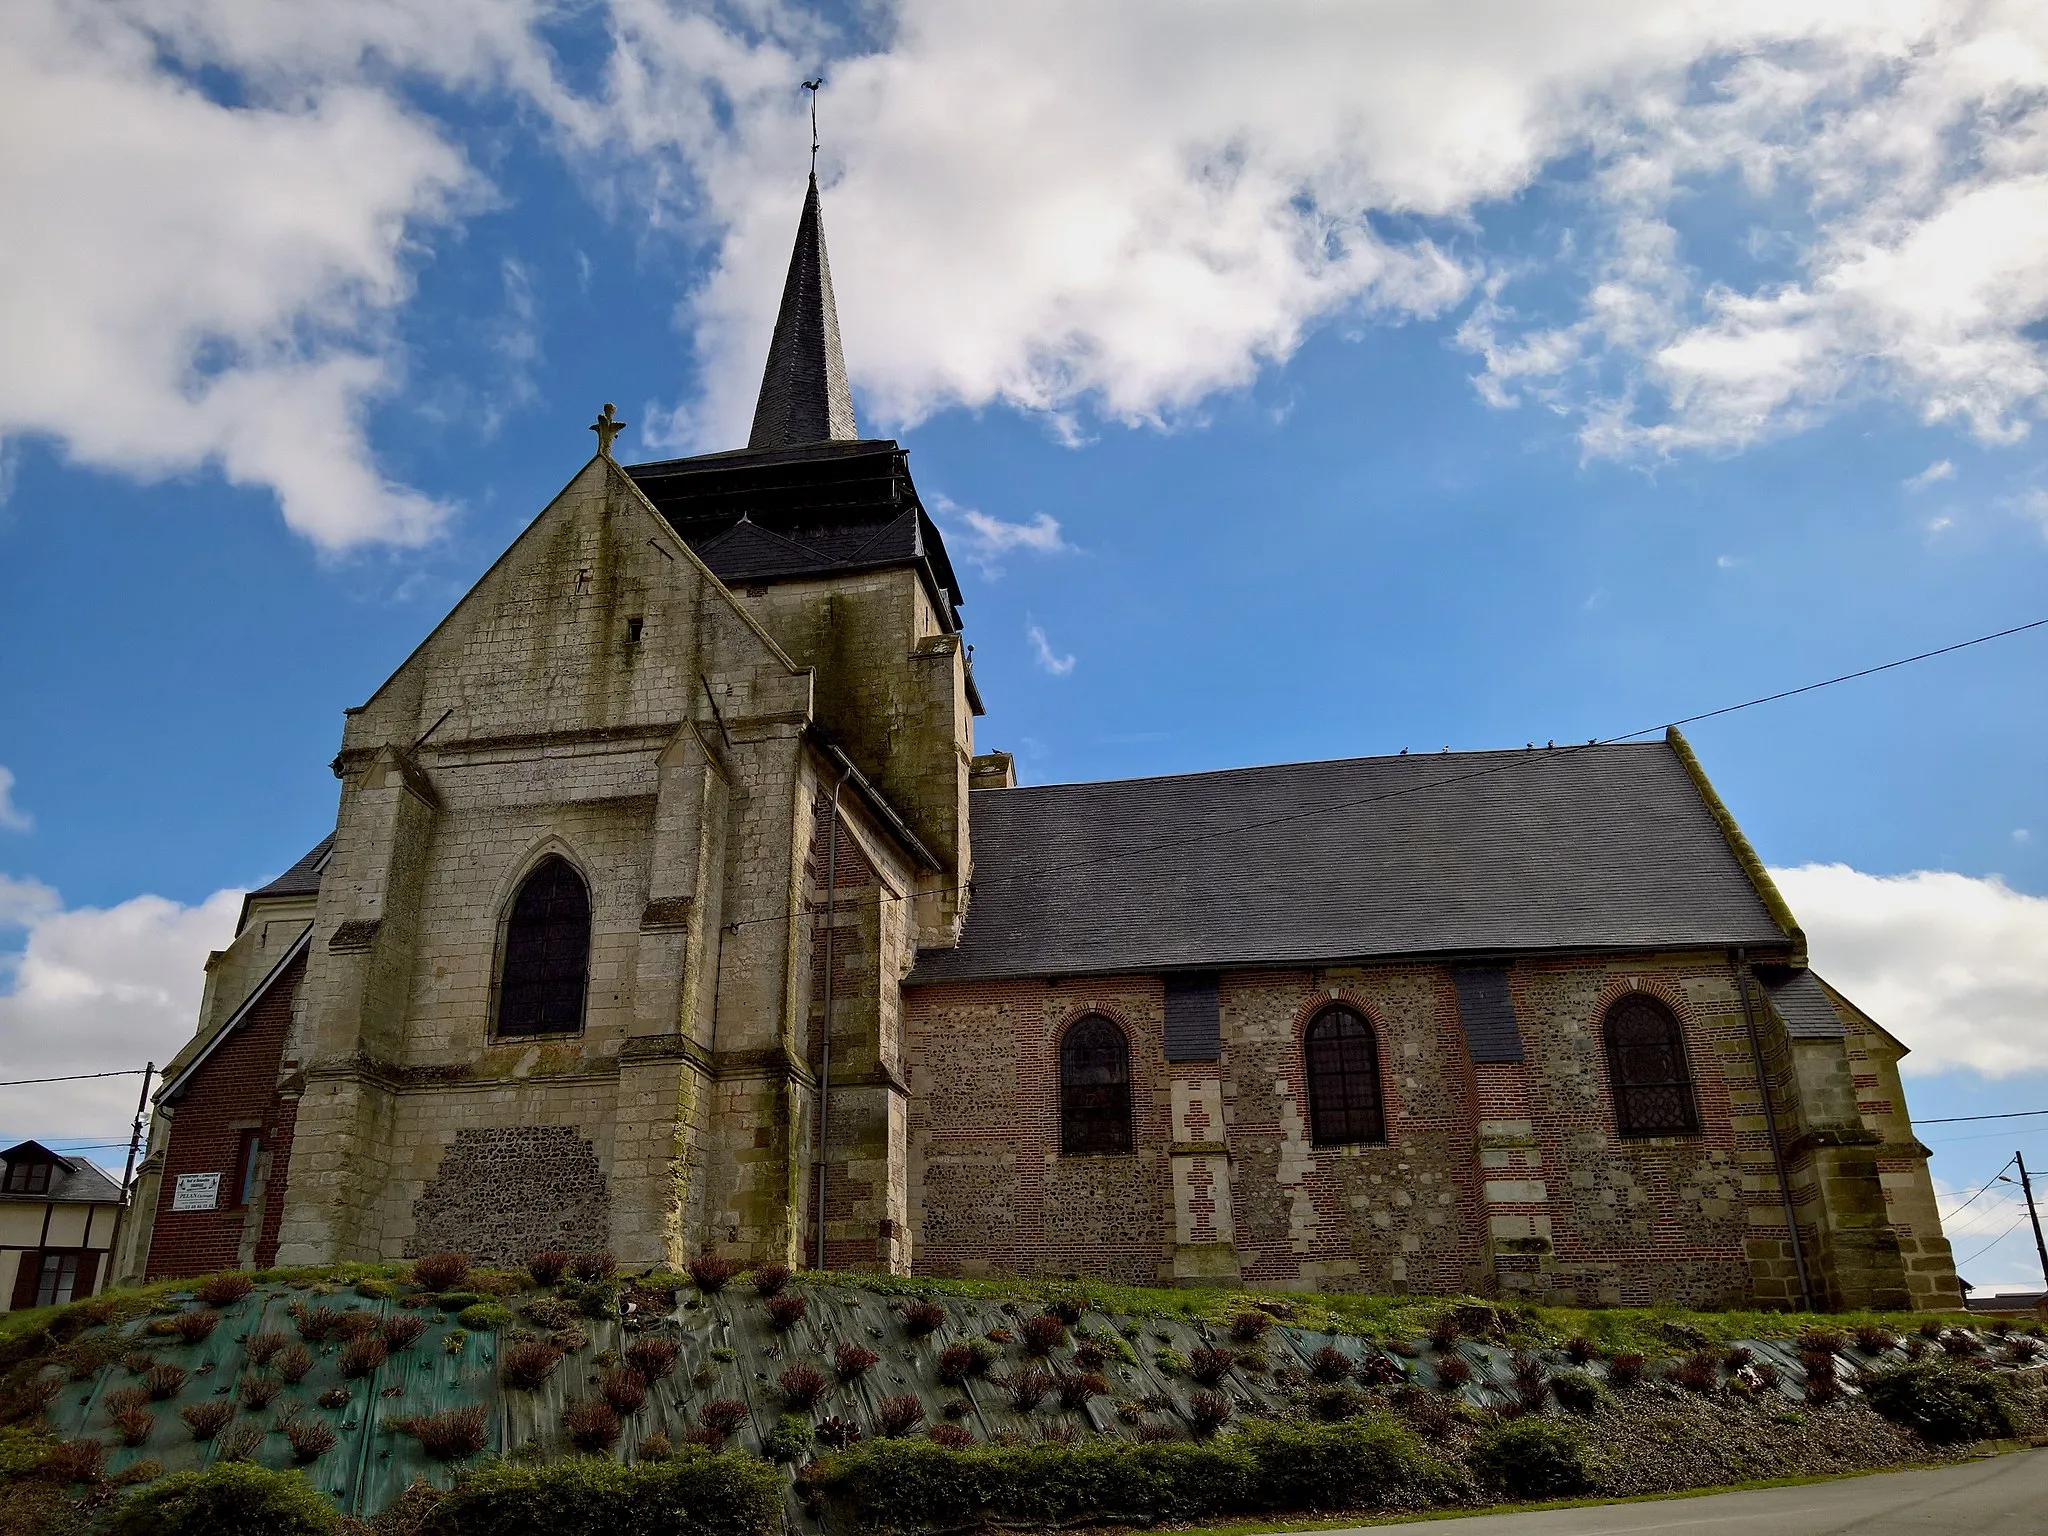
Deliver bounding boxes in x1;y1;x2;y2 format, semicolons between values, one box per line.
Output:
1059;1015;1132;1155
1304;1004;1385;1146
496;855;591;1037
1602;994;1699;1137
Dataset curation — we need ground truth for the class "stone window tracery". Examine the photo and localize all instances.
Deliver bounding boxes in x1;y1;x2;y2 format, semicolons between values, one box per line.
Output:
1059;1015;1133;1155
1603;994;1700;1137
496;855;591;1037
1304;1004;1385;1146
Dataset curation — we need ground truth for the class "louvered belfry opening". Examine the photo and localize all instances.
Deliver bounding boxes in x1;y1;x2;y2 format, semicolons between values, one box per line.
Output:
1059;1015;1133;1155
1603;994;1700;1136
497;855;591;1037
1304;1005;1386;1146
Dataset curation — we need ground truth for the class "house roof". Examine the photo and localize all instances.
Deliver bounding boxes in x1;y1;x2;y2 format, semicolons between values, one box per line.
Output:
0;1140;124;1205
908;740;1793;986
749;173;857;450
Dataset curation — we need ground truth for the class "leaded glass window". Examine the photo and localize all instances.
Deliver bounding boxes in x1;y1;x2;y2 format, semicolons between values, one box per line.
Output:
497;855;591;1037
1059;1015;1133;1155
1304;1005;1385;1146
1603;995;1699;1136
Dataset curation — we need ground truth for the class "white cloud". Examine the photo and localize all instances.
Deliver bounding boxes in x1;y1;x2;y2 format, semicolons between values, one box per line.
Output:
0;880;240;1148
1026;619;1075;677
0;873;59;927
2016;829;2033;844
12;0;2048;536
1904;459;1956;490
1771;863;2048;1077
0;768;29;832
591;0;2048;458
934;496;1072;579
0;0;544;547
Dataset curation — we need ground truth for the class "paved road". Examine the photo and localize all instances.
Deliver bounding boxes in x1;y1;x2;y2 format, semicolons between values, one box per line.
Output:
1272;1450;2048;1536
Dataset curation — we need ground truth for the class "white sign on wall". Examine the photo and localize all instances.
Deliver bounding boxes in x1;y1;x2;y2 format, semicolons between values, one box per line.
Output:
171;1172;221;1212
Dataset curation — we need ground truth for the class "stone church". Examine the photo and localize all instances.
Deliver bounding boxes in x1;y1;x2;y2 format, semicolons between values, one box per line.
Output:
119;177;1959;1312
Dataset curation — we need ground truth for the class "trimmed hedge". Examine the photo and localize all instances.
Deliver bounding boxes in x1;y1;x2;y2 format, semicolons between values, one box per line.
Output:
1468;1417;1594;1499
804;1416;1457;1532
105;1462;340;1536
1860;1361;2014;1445
420;1451;780;1536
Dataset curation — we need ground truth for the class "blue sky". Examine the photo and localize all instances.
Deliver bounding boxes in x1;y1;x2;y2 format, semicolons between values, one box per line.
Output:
2;0;2046;1289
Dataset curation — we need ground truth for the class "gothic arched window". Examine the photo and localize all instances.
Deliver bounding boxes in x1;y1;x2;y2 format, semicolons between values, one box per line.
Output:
1059;1015;1133;1155
497;855;591;1037
1304;1005;1385;1146
1603;994;1699;1137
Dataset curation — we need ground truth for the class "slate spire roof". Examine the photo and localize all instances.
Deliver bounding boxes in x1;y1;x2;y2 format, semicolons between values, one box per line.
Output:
748;174;857;449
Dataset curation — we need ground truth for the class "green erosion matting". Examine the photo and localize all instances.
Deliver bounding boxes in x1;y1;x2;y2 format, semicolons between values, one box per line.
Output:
36;1281;1898;1521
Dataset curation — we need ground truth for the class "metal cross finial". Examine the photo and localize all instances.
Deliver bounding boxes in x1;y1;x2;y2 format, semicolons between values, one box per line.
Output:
802;78;824;175
590;402;626;459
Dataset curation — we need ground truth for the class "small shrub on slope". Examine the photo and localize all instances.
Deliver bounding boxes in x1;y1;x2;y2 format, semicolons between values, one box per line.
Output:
196;1273;254;1307
625;1336;680;1382
564;1398;621;1453
410;1252;470;1291
833;1342;878;1382
179;1400;234;1440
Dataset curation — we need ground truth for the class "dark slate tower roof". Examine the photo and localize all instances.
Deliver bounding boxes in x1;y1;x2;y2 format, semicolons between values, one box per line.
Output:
748;174;857;449
626;439;969;640
624;176;970;657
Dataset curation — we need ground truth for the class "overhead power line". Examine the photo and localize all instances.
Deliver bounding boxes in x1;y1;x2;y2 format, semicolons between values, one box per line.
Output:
726;612;2048;935
1918;1108;2048;1126
0;1068;151;1088
1939;1157;2016;1223
1954;1214;2031;1270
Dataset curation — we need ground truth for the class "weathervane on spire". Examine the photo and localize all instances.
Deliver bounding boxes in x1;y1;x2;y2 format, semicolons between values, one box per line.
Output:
803;77;824;176
590;402;626;459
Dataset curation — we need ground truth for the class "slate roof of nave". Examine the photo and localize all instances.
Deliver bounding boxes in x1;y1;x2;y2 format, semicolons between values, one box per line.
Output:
907;740;1793;985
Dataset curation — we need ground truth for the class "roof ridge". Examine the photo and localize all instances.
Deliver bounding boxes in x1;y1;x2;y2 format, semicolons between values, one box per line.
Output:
986;742;1666;797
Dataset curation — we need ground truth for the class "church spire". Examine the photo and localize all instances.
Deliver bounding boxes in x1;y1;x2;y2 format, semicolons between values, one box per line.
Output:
747;172;858;449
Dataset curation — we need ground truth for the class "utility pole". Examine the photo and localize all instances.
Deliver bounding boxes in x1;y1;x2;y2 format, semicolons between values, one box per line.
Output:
101;1063;154;1294
2017;1151;2048;1294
